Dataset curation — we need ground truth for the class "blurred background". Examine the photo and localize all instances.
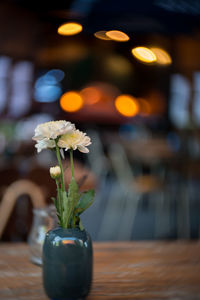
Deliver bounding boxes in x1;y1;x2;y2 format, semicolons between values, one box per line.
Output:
0;0;200;242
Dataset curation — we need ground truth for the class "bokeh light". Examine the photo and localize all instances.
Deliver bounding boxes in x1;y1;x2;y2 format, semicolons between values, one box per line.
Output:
138;98;151;115
115;94;139;117
34;85;62;103
80;87;102;105
106;30;130;42
34;70;64;103
131;47;157;63
35;69;65;87
94;31;111;40
150;47;172;65
60;91;83;112
47;69;65;81
57;22;83;36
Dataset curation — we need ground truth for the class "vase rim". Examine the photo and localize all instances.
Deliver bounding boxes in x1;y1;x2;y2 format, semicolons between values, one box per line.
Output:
52;226;86;232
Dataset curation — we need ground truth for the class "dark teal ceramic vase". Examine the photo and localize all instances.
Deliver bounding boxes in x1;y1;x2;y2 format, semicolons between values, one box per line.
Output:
42;227;93;300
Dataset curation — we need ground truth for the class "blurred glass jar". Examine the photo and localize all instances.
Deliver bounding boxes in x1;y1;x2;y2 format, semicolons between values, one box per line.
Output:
28;207;52;266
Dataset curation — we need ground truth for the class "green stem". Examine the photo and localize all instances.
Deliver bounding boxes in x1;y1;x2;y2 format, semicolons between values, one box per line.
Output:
55;179;60;198
55;179;61;218
55;142;65;192
70;149;74;178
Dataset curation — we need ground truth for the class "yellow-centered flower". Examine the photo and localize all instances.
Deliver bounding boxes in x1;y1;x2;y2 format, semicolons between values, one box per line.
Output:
58;129;91;153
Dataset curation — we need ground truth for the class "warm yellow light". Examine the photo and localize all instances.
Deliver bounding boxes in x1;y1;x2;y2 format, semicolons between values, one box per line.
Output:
94;31;111;40
131;47;156;63
115;94;139;117
150;47;172;65
57;22;82;36
80;87;101;105
106;30;130;42
60;91;83;112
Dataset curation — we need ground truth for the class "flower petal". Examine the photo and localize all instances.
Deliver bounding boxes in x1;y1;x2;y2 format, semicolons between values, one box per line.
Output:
35;139;55;153
58;128;91;154
78;145;89;153
32;120;75;142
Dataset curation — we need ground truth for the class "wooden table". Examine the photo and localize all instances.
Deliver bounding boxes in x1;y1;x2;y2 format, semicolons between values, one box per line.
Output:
0;242;200;299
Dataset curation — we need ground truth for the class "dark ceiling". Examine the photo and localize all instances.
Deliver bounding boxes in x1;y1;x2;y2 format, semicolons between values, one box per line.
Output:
5;0;200;35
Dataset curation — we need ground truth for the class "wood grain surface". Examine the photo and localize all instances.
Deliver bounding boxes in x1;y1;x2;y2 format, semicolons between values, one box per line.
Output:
0;241;200;299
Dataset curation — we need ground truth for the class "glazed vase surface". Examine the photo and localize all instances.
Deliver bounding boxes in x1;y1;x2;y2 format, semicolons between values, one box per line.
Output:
42;227;93;300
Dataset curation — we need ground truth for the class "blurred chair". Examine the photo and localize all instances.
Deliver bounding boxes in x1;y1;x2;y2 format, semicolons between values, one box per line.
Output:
86;129;109;180
27;166;55;204
0;179;46;238
177;178;190;239
98;143;164;240
82;129;111;240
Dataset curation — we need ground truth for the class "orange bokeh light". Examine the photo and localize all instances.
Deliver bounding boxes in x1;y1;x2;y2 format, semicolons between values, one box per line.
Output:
57;22;82;36
62;240;75;245
115;94;139;117
94;31;111;40
80;87;101;105
106;30;130;42
150;47;172;65
131;47;156;63
60;91;83;112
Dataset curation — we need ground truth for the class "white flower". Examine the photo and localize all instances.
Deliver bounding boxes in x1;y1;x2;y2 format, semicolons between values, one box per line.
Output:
33;120;75;141
32;120;75;153
50;166;61;179
58;129;91;153
35;139;55;153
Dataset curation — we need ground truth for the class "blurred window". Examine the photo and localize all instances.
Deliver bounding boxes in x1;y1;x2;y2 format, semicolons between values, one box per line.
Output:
193;72;200;126
9;61;33;117
0;56;11;113
169;74;190;128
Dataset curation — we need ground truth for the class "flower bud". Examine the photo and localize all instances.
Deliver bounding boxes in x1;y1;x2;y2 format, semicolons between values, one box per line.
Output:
50;166;61;179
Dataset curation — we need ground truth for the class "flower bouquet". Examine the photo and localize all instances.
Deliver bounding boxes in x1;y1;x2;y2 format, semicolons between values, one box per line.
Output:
32;120;94;300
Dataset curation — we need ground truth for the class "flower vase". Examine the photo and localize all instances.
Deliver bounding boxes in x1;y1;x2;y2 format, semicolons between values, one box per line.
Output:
42;227;93;300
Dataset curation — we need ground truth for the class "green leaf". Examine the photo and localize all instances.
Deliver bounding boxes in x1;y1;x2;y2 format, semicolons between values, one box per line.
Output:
79;219;84;231
61;191;69;228
56;213;62;225
68;177;80;207
61;191;68;212
63;178;80;228
75;189;95;215
51;197;62;226
51;196;56;203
